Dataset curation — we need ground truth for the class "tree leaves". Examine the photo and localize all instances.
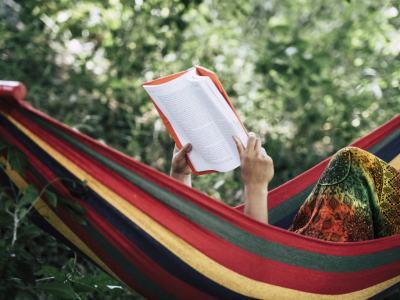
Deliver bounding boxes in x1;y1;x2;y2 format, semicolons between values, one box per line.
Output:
38;268;61;283
35;266;67;283
68;257;75;272
62;205;88;226
72;272;123;299
17;224;41;239
0;143;8;157
44;190;58;207
72;280;97;294
59;197;87;214
0;144;28;178
0;210;12;227
18;184;38;208
36;282;76;299
4;198;13;210
8;146;28;177
34;264;124;299
59;197;88;226
61;179;89;201
7;258;36;286
0;143;93;299
15;290;35;300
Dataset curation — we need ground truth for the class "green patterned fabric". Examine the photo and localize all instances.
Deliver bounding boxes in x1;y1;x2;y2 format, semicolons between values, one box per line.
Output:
290;147;400;242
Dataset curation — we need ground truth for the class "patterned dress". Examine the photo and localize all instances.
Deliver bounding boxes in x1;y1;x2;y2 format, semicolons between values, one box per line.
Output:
289;147;400;242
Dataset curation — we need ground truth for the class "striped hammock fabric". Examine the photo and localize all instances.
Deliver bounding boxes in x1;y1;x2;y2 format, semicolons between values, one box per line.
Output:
1;86;400;300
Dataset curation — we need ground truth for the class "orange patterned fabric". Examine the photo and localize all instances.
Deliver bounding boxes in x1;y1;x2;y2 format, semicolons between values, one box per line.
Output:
289;147;400;242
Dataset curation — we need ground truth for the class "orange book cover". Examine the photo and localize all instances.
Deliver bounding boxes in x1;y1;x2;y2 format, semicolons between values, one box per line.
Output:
143;66;248;175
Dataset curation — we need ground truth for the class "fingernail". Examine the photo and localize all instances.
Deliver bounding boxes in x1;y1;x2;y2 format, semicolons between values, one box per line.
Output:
185;143;191;149
249;132;255;137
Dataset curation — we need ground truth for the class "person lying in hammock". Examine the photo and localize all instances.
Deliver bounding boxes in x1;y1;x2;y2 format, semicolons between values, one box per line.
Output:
171;133;400;242
170;132;400;243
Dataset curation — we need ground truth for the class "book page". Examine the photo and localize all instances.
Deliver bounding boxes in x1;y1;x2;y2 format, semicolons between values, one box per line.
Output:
198;78;248;157
144;73;245;172
187;69;248;159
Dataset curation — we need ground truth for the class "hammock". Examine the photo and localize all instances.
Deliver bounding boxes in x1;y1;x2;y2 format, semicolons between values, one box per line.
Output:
1;84;400;300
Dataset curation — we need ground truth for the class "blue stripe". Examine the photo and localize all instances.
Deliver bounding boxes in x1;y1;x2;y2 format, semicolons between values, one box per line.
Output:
270;184;315;229
367;282;400;300
375;133;400;163
273;209;299;229
367;126;400;155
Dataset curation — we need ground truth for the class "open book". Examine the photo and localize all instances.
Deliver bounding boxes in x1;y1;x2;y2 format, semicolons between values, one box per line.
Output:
143;66;248;175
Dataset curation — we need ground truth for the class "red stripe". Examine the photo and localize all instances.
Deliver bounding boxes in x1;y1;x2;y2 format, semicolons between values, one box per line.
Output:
4;110;400;294
0;124;219;300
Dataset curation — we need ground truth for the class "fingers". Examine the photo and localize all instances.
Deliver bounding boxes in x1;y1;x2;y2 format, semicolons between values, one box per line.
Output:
255;138;261;155
232;136;245;158
247;132;256;151
234;134;269;162
175;143;192;160
246;132;263;157
261;147;267;156
173;143;180;154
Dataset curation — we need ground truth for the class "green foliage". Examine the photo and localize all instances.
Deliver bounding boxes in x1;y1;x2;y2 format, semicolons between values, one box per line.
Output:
36;282;76;299
0;143;132;299
2;0;400;204
35;266;66;282
386;287;400;300
18;185;39;208
44;190;58;207
2;0;400;298
34;263;125;299
7;146;28;177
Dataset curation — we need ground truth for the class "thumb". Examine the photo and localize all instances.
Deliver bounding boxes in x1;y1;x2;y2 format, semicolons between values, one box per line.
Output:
233;136;245;158
176;143;192;160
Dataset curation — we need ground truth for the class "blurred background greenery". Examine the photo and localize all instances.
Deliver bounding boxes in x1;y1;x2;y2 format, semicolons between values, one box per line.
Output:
1;0;400;298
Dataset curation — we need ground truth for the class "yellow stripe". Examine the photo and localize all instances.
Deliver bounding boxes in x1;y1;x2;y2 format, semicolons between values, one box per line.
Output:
0;157;126;287
4;113;400;299
389;153;400;169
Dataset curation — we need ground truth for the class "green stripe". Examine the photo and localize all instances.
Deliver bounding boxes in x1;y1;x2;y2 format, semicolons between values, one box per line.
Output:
269;184;315;225
27;164;178;300
85;223;178;300
23;110;400;273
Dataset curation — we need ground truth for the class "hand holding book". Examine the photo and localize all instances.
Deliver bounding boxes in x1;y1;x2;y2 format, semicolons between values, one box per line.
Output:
143;66;248;175
170;143;193;186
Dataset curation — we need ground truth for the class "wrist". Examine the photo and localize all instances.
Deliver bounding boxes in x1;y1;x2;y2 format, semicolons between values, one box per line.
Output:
171;171;190;179
171;171;192;187
243;184;269;224
244;183;269;194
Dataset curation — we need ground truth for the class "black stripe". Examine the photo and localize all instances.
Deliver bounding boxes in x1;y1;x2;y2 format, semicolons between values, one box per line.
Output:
375;133;400;163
